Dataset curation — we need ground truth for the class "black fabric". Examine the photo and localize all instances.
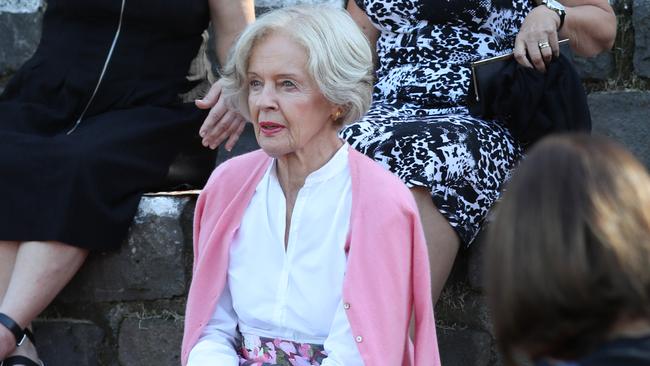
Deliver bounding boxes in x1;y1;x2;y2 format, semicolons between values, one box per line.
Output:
468;54;591;146
580;335;650;366
0;0;210;250
536;335;650;366
2;355;42;366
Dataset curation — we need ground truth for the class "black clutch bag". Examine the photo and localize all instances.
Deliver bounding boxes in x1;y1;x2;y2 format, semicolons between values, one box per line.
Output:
467;39;591;146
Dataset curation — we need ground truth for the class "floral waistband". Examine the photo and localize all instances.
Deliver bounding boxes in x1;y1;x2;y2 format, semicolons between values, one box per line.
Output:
239;333;327;366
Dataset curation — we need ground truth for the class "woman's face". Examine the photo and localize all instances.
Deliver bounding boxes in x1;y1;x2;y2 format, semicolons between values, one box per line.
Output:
247;32;338;159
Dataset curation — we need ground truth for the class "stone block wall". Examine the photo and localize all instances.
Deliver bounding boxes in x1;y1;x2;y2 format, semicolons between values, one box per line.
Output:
1;0;649;365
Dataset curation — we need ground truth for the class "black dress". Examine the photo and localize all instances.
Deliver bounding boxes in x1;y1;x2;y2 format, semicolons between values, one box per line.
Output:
0;0;210;250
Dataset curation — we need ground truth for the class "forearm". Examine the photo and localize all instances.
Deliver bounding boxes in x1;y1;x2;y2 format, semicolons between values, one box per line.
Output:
537;0;616;57
187;277;241;366
209;0;255;66
561;5;616;56
188;339;240;366
321;300;364;366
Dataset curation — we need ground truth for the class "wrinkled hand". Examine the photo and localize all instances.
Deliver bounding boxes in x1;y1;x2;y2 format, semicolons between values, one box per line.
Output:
513;5;562;73
196;79;247;151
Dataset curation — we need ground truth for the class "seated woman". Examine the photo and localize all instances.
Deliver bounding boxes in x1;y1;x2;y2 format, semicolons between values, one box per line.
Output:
485;134;650;366
343;0;616;301
0;0;253;364
181;6;439;366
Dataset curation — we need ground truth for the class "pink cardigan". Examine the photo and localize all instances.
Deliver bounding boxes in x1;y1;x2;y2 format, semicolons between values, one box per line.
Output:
181;147;440;366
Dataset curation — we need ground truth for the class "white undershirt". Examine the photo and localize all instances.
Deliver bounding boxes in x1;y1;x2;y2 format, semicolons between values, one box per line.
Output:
188;144;364;366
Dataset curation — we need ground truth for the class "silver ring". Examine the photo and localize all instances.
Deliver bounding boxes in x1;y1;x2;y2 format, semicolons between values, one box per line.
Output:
538;41;550;49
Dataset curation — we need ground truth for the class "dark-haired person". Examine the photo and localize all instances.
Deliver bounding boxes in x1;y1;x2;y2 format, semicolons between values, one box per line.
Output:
343;0;616;302
486;134;650;366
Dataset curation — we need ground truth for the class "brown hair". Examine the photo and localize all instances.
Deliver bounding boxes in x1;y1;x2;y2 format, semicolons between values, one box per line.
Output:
485;134;650;364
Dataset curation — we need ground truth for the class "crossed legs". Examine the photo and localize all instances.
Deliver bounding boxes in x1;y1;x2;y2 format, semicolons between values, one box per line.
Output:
410;187;460;304
0;240;88;361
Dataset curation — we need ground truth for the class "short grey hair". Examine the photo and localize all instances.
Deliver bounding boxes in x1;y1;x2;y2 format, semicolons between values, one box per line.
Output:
219;5;374;125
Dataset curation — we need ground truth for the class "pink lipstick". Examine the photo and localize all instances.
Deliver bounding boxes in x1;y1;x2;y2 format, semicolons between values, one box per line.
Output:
259;121;285;136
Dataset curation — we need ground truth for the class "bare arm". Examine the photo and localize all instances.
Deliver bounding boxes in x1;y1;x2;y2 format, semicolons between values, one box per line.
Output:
514;0;615;71
197;0;254;151
347;0;379;66
558;0;616;56
209;0;255;66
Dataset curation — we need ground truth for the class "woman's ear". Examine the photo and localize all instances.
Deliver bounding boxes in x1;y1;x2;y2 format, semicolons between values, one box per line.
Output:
333;109;342;121
331;104;346;123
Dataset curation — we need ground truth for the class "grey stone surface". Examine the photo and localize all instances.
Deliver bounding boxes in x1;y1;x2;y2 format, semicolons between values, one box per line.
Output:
57;196;196;303
256;0;344;16
588;91;650;169
437;288;494;336
0;0;41;12
118;317;184;366
256;0;343;7
634;0;650;77
33;319;104;366
0;6;42;75
574;52;615;80
437;327;494;366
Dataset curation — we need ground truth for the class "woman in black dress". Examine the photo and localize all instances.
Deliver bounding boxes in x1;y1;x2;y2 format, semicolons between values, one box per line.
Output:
0;0;253;364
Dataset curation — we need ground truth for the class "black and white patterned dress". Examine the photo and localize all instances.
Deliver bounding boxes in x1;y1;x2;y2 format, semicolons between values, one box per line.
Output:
340;0;533;246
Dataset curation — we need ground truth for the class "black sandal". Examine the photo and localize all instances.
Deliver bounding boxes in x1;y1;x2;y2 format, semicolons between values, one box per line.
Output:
0;313;44;366
1;355;44;366
0;313;26;347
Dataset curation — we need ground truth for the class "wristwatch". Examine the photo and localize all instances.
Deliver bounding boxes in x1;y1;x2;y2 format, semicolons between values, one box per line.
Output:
541;0;566;31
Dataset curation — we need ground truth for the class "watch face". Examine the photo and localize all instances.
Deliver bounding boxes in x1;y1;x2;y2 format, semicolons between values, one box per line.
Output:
544;0;566;11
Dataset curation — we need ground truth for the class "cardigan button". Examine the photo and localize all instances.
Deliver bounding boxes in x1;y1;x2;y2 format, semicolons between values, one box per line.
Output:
343;302;350;310
355;335;363;343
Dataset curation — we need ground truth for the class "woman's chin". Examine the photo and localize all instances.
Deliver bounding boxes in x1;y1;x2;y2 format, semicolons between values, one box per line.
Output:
259;144;289;159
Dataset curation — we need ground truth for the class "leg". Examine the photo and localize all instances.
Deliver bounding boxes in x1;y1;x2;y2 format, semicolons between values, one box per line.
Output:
0;241;19;302
0;241;88;359
0;241;19;359
410;187;460;304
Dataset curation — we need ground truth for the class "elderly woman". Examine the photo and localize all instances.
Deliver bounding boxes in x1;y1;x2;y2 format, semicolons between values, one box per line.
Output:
181;6;439;366
486;134;650;366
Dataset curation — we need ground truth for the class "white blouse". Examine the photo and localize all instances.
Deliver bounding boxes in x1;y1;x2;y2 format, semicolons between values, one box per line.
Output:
188;144;364;366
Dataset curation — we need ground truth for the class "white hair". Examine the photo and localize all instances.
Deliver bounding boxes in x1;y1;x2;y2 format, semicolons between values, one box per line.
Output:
220;5;374;125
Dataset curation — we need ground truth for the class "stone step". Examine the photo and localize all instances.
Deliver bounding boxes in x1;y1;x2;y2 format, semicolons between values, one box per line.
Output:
34;193;498;365
38;195;195;365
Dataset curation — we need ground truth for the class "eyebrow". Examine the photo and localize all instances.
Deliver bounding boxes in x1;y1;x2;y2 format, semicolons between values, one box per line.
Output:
246;71;303;79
